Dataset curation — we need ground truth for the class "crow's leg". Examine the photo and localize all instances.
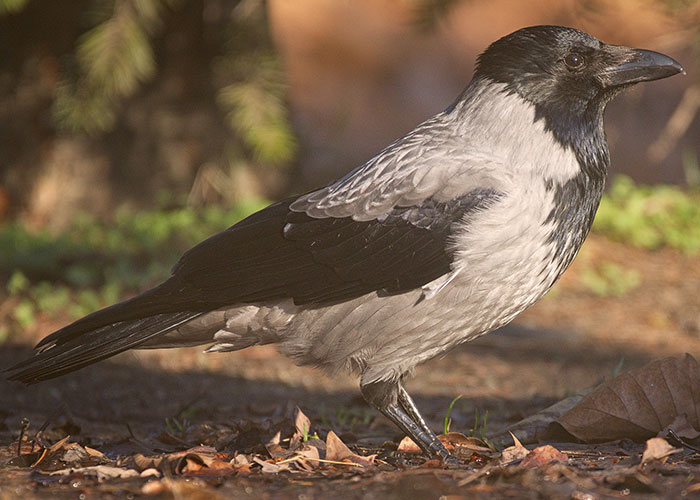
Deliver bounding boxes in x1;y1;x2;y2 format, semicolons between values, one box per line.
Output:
360;379;457;464
397;382;436;439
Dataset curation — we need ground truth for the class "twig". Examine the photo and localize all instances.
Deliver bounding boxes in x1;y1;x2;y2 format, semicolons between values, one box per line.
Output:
647;83;700;165
276;455;364;467
667;428;700;453
30;448;48;468
16;418;30;457
31;405;65;453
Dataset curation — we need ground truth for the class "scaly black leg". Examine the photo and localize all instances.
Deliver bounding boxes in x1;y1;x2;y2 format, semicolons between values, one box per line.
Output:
360;379;459;465
397;382;435;439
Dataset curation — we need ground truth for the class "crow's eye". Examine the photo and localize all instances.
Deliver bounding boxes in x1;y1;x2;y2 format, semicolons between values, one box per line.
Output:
564;52;585;70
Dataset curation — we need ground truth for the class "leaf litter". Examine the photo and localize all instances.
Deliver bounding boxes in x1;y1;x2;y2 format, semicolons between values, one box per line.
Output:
3;356;700;498
553;354;700;443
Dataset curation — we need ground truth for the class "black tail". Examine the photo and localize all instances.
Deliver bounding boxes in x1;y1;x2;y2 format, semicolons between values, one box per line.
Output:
6;280;205;384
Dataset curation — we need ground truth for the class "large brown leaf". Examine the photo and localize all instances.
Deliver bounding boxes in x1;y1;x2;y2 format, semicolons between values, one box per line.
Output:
553;354;700;442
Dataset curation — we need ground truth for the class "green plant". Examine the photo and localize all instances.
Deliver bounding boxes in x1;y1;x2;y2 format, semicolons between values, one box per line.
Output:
593;176;700;255
0;0;28;14
469;408;489;442
443;395;462;435
300;423;320;442
164;404;201;435
165;415;189;435
579;261;641;297
612;356;625;378
0;0;297;206
319;404;373;432
0;199;266;338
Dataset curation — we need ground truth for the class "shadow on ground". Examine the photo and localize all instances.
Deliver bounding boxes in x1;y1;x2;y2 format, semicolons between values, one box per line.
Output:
0;323;658;448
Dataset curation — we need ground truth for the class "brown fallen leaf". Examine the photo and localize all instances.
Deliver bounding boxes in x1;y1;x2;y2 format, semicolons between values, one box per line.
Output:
491;388;592;447
44;435;71;454
266;443;295;460
519;445;568;468
296;443;321;461
230;454;252;474
325;430;375;467
440;432;492;453
266;430;281;447
125;446;219;475
62;444;91;464
398;433;491;454
31;435;72;468
640;437;681;465
294;406;312;441
303;438;326;455
49;465;140;482
499;432;529;464
397;436;421;453
554;354;700;443
128;453;163;472
663;414;700;441
84;446;105;458
181;456;205;474
253;456;291;473
140;468;161;478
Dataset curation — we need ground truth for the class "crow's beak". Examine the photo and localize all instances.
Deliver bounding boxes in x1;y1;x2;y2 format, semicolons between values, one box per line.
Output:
601;48;685;88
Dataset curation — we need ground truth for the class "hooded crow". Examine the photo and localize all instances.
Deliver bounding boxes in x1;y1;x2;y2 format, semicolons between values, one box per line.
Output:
7;25;684;464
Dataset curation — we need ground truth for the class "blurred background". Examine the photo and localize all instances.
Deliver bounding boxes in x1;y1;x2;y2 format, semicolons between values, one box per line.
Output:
1;0;698;225
0;0;698;392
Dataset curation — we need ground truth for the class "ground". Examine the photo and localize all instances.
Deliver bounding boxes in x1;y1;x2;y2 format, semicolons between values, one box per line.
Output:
0;233;699;499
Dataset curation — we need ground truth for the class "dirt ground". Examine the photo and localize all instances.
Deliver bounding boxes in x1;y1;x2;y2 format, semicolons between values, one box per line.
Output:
1;234;699;499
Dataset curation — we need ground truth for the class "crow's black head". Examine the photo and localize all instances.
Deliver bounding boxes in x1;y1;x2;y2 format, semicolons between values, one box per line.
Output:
474;25;683;174
476;25;683;113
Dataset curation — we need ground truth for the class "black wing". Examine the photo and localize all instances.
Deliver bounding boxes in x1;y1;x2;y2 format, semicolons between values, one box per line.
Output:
7;189;498;383
172;189;498;305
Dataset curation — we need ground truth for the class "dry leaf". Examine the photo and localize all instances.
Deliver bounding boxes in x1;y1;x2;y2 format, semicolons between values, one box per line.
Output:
84;446;105;458
140;468;161;478
519;445;567;468
266;431;281;446
492;388;592;447
266;443;294;460
30;436;73;468
397;436;421;453
252;456;291;473
303;438;326;455
128;453;164;472
555;354;700;442
398;433;490;454
50;465;139;482
62;445;90;464
296;443;320;461
45;435;71;455
294;407;311;441
663;414;700;441
125;446;218;475
325;431;375;467
440;432;492;453
499;432;529;464
640;437;681;465
181;456;205;474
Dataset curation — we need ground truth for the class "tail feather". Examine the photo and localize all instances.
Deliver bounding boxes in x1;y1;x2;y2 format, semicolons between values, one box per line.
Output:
33;278;194;351
6;311;202;384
